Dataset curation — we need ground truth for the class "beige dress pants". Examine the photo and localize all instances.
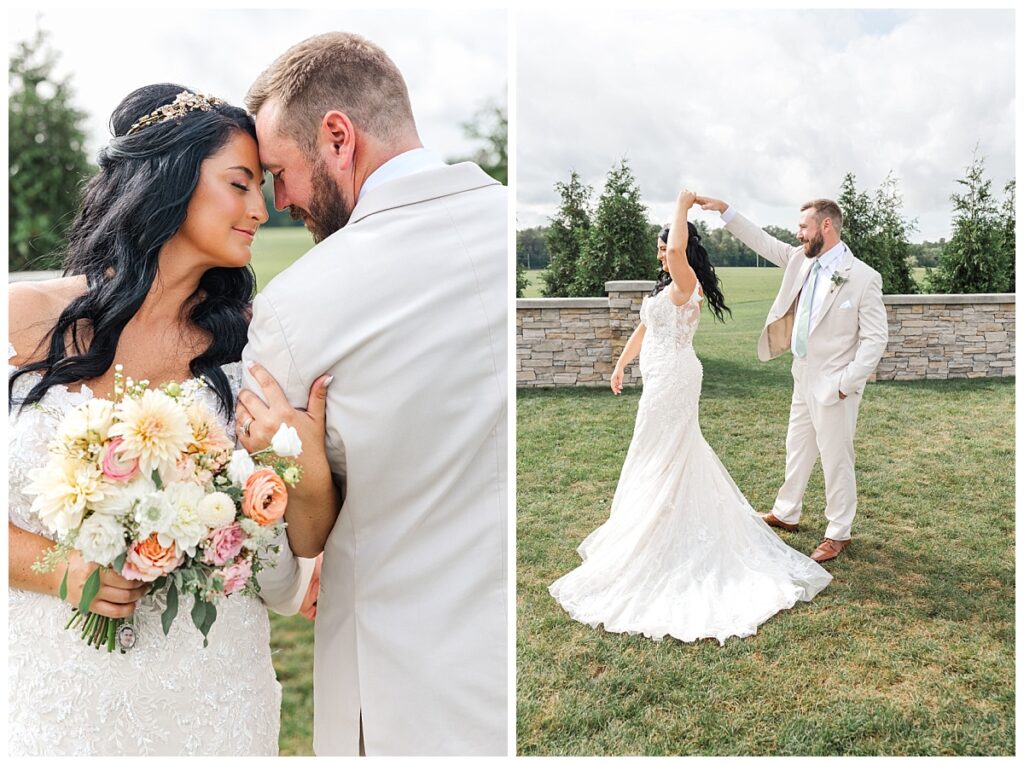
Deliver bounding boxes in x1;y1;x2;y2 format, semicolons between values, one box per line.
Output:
771;357;862;541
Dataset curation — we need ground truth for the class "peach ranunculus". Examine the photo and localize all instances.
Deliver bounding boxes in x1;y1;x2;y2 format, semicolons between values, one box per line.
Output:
241;469;288;526
100;437;140;482
122;533;184;582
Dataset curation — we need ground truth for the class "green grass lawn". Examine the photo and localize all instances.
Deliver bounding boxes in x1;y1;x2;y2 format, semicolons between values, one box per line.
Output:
516;267;1015;755
250;226;314;291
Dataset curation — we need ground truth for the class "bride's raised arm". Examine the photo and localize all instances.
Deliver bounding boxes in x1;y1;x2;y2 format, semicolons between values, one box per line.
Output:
664;190;700;305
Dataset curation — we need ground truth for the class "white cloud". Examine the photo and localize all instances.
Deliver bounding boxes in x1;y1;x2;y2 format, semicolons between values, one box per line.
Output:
9;8;506;162
516;9;1014;241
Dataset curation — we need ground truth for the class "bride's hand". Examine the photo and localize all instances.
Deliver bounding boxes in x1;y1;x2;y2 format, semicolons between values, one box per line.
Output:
679;189;697;209
65;552;149;618
235;361;333;465
610;366;624;395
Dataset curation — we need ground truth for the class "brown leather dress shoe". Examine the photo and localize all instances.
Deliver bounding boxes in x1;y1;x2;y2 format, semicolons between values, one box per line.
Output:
810;538;850;563
760;512;799;532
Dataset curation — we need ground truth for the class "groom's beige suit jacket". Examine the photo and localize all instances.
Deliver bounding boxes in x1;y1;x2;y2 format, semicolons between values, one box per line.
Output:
247;163;507;755
724;211;889;405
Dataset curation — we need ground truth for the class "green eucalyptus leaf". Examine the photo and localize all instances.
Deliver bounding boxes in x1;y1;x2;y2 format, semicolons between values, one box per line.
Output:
78;567;101;613
161;582;179;636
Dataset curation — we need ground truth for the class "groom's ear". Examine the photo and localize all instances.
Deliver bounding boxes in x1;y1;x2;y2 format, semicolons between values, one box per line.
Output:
320;110;356;170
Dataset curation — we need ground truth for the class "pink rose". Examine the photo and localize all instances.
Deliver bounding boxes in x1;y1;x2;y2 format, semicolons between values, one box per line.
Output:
203;523;246;566
122;534;184;582
101;437;140;482
219;557;253;595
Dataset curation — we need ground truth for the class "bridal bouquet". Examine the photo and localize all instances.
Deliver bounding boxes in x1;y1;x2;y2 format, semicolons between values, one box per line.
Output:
26;366;303;652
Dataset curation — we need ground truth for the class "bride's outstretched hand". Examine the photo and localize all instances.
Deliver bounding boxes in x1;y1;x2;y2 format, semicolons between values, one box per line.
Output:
235;361;333;464
679;189;697;209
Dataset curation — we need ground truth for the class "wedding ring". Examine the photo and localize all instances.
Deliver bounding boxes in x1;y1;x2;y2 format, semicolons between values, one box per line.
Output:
241;418;253;437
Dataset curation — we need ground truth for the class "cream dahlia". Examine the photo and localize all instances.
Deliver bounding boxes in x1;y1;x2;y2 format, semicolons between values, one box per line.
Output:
109;389;193;477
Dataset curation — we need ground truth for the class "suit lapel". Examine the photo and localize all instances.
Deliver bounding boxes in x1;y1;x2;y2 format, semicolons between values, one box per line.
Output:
810;244;854;335
780;256;814;315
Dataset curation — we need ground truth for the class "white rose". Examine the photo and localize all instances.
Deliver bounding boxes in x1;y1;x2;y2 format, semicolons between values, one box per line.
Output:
271;424;302;458
198;491;237;528
227;449;256;487
75;512;127;566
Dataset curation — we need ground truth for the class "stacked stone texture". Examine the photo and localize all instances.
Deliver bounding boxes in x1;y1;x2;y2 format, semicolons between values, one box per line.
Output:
517;282;1015;388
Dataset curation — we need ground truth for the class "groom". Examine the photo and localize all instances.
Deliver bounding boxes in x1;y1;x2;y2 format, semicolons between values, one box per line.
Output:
241;33;507;755
696;195;888;562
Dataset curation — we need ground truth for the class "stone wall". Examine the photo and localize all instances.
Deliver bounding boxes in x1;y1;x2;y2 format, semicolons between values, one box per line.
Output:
875;294;1015;380
517;281;1015;387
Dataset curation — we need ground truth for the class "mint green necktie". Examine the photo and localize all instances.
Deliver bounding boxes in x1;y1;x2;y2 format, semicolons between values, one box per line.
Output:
793;260;822;358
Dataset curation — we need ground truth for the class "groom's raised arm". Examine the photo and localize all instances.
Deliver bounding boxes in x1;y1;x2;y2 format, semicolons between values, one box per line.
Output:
698;196;794;269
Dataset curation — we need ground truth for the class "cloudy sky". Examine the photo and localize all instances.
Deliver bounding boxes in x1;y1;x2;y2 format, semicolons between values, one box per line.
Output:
10;8;506;161
516;9;1014;242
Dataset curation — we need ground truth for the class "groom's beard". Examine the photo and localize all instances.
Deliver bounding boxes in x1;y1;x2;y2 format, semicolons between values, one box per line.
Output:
803;231;825;259
289;158;353;244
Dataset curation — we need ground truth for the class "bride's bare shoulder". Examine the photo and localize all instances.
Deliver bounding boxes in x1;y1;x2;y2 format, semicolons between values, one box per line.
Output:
9;275;88;366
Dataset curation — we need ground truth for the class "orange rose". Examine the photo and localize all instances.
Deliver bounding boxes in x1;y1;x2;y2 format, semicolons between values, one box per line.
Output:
122;533;184;582
241;469;288;526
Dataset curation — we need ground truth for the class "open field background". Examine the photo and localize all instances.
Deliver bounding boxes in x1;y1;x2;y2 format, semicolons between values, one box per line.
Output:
516;267;1015;755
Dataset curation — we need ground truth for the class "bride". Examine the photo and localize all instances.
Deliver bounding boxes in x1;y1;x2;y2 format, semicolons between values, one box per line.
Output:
549;189;832;644
9;84;327;755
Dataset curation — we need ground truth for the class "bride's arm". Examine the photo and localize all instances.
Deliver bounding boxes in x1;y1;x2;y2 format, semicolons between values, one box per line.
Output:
9;522;147;617
664;190;700;305
611;323;646;394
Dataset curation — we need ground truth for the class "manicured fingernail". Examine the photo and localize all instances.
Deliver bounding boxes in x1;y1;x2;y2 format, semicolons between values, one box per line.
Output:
324;375;334;387
246;360;256;369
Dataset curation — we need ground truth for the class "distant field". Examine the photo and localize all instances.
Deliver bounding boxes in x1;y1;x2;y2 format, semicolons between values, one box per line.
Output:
250;226;314;291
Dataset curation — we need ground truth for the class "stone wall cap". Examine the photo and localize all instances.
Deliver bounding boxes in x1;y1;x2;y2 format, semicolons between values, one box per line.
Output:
605;280;656;291
517;298;609;308
884;293;1015;305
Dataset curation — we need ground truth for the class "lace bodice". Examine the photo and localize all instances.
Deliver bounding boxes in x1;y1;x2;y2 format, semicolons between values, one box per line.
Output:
8;345;281;755
639;282;703;354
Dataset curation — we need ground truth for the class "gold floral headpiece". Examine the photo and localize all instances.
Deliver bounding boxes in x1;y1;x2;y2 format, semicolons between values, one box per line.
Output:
126;91;225;136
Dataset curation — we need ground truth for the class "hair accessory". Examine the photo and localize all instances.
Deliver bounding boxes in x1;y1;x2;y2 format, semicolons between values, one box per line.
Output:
126;91;224;136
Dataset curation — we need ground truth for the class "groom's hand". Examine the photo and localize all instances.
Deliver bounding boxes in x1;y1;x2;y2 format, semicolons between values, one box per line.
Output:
695;195;727;213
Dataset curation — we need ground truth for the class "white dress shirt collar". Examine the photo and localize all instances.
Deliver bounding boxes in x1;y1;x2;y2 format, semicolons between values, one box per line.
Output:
358;148;446;201
814;240;846;275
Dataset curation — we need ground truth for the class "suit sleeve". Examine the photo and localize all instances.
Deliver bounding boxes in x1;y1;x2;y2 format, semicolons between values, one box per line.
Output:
723;211;795;269
839;272;889;395
243;290;315;615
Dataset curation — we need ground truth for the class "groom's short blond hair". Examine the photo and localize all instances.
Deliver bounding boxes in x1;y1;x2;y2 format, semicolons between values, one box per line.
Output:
246;32;416;154
800;199;843;234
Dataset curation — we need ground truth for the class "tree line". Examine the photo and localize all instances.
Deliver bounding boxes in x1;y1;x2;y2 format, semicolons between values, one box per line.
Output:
519;156;1015;297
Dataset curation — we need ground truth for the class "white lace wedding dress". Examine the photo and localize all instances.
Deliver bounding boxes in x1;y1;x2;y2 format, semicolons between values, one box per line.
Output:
549;284;832;644
8;350;283;755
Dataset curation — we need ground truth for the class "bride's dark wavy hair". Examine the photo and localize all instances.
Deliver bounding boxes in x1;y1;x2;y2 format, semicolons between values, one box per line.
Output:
652;222;731;323
10;83;257;414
